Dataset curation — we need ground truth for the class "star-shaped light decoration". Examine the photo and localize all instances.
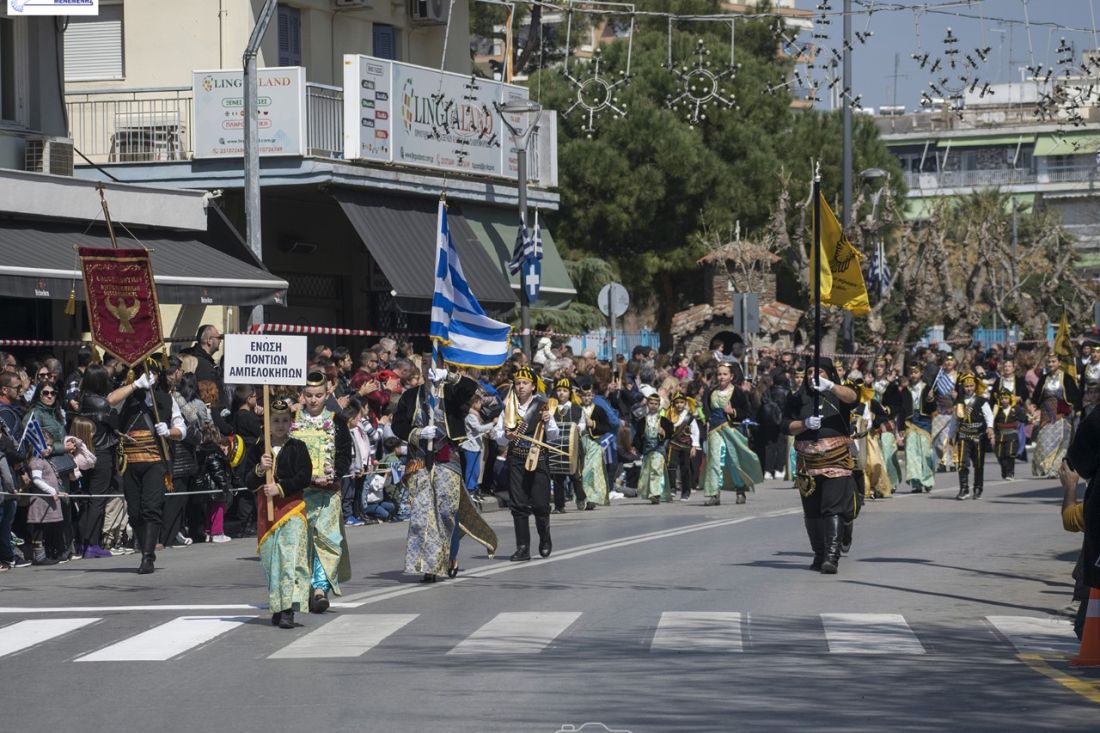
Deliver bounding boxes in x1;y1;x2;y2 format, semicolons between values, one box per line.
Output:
561;49;630;138
428;76;499;164
666;38;738;127
914;27;992;118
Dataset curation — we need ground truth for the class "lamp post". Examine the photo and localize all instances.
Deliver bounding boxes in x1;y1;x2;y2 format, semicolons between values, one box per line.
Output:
496;98;543;358
860;167;888;300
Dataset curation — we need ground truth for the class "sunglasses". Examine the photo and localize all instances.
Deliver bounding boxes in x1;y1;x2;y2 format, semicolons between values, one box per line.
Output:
40;389;57;397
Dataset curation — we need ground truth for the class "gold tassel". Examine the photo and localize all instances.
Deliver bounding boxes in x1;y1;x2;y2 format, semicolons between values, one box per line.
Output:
64;287;76;316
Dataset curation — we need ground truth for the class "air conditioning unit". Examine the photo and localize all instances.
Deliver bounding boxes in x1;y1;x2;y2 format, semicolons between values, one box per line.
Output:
25;136;75;176
334;0;372;7
410;0;448;25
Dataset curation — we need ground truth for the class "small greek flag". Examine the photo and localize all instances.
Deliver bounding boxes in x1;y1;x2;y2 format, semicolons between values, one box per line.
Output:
430;200;511;369
507;209;544;294
934;367;955;396
868;242;891;298
19;414;49;456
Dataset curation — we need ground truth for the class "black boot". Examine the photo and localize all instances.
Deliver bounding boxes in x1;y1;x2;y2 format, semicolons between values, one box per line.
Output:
973;485;982;499
956;486;970;500
805;517;825;571
703;495;721;506
820;515;842;575
137;554;155;575
535;514;552;558
278;610;295;629
510;515;531;561
840;520;854;555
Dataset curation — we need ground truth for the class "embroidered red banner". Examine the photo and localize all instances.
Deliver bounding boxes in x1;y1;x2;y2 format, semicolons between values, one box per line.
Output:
79;247;163;366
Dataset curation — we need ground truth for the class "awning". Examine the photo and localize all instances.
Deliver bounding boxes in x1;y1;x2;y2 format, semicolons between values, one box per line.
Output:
1034;134;1100;156
333;189;517;313
937;134;1034;148
460;204;577;308
0;213;288;306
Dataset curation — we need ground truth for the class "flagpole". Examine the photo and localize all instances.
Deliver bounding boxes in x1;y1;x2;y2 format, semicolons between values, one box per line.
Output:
812;166;822;417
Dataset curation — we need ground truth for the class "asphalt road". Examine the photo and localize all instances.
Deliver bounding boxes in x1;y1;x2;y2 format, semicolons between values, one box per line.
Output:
1;461;1096;733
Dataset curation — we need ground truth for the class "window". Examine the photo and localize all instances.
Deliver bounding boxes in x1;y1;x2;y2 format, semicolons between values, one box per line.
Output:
64;3;124;81
373;23;396;60
277;5;301;67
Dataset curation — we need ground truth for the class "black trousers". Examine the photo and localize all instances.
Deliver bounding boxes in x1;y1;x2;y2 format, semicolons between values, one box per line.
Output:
551;472;584;510
667;446;695;497
799;474;857;520
957;437;985;491
161;475;191;545
509;458;551;546
123;461;166;557
996;434;1018;479
77;449;115;548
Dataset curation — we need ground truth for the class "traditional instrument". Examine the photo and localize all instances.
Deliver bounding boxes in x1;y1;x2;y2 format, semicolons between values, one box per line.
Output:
524;397;558;471
505;430;571;457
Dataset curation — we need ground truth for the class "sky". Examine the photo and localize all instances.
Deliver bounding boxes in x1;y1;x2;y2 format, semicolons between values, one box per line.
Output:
793;0;1100;111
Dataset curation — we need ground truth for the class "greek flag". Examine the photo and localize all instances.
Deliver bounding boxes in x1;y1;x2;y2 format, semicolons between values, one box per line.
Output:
430;200;511;369
19;414;49;456
934;367;955;396
868;241;891;298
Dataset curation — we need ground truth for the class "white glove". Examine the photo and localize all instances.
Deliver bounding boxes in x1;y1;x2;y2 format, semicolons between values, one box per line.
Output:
418;425;440;439
428;368;449;384
805;415;822;430
155;422;170;437
370;474;385;491
132;373;153;390
810;375;835;392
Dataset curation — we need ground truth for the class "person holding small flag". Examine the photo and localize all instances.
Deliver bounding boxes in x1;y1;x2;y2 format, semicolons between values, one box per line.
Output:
931;354;960;473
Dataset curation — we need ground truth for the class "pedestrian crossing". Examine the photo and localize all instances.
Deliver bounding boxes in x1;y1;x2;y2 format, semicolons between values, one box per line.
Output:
0;612;1079;663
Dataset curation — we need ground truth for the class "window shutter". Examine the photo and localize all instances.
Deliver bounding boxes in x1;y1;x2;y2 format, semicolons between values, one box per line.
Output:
64;4;124;81
373;24;396;61
278;5;301;66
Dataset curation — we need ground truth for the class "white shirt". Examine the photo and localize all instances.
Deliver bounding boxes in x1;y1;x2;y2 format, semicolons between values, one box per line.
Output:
673;411;701;449
494;396;560;446
147;391;186;439
964;395;994;426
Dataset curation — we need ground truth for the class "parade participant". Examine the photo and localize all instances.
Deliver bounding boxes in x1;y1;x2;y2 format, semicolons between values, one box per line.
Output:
106;357;185;575
244;399;312;629
392;365;496;582
665;392;700;501
785;367;805;480
953;373;994;500
785;358;859;575
635;392;674;504
1031;353;1081;478
900;363;936;494
578;382;612;509
1082;347;1100;389
493;366;558;560
992;390;1026;481
292;371;352;612
931;354;960;472
548;378;585;513
700;362;762;506
992;358;1030;462
848;372;894;500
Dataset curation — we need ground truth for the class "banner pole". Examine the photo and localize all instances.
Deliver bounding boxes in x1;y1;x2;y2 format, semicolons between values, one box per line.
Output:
263;384;274;523
812;168;822;417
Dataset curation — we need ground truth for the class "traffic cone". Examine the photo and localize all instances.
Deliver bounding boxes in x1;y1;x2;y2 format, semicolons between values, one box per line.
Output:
1072;587;1100;667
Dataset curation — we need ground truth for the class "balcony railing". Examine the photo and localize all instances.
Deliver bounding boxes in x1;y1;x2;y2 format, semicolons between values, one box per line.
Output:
305;83;343;158
902;166;1100;189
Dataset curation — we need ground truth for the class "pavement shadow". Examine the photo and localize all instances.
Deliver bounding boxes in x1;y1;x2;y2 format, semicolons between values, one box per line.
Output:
859;556;1072;588
841;579;1056;615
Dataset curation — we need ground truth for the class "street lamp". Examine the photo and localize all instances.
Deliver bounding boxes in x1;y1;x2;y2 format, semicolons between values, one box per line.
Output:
860;167;889;302
496;98;543;358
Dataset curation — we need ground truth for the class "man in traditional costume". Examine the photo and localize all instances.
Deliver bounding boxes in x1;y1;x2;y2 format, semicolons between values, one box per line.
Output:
244;399;312;629
578;381;612;509
635;392;674;504
785;358;859;575
899;363;936;494
701;362;762;506
106;357;185;575
493;366;557;560
548;378;585;514
954;373;994;500
292;371;351;612
392;366;496;581
665;392;700;502
1032;353;1081;478
931;354;960;472
992;389;1026;481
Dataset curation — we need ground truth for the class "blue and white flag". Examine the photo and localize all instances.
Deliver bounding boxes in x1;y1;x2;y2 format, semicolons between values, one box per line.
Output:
508;210;544;303
934;367;955;396
431;200;511;369
868;241;891;298
19;413;49;456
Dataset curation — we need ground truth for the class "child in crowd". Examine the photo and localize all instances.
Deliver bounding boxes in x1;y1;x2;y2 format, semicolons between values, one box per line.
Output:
378;436;410;521
341;398;368;527
196;423;233;543
461;393;494;500
361;473;396;523
25;450;66;565
65;417;107;558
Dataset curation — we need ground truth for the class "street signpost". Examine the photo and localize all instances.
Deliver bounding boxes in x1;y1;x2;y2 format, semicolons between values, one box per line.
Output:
598;282;630;368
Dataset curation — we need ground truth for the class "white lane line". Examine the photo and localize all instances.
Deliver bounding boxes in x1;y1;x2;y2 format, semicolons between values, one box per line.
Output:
268;614;418;659
986;616;1078;655
0;604;263;614
0;618;100;658
75;615;255;662
651;612;743;653
448;612;581;655
821;613;926;655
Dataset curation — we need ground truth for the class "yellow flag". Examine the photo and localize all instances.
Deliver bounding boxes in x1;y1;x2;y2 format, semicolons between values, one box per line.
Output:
1054;312;1078;380
810;192;870;316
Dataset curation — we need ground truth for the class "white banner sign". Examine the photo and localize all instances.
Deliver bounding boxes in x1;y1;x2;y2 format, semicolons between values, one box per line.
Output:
192;67;306;159
223;335;308;386
8;0;98;15
343;54;530;178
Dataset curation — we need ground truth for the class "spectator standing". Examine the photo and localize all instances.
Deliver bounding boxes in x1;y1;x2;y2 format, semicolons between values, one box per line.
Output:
187;325;223;385
76;364;120;558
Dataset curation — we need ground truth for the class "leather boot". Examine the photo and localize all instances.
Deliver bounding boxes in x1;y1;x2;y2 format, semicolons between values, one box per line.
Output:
534;514;552;558
840;520;854;555
137;554;155;574
820;515;842;575
510;515;531;561
804;517;825;571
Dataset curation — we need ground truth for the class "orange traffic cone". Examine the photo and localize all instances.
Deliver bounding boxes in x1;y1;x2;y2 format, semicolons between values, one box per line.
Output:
1072;587;1100;667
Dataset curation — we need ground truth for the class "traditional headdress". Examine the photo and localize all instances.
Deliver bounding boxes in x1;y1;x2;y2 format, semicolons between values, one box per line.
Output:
513;366;535;383
554;377;573;392
306;370;326;387
995;388;1017;405
270;398;292;415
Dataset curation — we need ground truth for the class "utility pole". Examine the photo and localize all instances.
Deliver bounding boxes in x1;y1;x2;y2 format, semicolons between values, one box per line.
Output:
842;0;853;226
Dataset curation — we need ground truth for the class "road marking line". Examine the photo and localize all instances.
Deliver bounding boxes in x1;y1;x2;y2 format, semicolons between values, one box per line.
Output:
651;612;743;653
0;618;100;658
75;615;255;662
0;604;263;615
821;613;926;655
986;616;1079;655
268;614;418;659
1017;654;1100;706
448;612;581;655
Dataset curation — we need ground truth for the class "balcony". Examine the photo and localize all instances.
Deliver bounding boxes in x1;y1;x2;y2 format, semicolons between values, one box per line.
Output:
901;166;1100;190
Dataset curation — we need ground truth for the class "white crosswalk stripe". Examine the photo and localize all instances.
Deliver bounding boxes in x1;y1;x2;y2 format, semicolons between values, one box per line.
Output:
986;616;1078;655
821;613;926;655
448;612;582;655
651;612;743;653
0;618;100;658
269;614;418;659
75;615;256;662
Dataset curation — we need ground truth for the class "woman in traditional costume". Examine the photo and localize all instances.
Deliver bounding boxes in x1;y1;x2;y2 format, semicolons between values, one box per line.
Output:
701;362;763;506
578;383;612;508
1031;353;1080;478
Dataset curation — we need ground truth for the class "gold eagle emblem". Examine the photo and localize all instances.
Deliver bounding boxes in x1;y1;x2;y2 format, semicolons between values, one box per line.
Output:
105;296;140;333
